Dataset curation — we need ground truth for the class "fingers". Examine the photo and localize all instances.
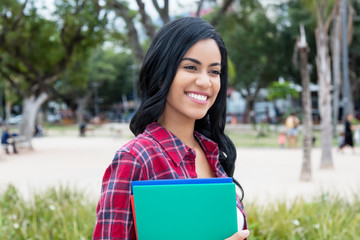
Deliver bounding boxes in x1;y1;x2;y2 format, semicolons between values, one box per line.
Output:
225;230;250;240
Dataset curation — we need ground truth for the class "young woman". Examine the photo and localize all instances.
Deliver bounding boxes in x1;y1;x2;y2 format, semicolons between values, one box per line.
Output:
93;17;249;240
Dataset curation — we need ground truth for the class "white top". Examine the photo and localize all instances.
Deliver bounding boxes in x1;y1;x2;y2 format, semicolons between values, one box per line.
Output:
237;207;245;230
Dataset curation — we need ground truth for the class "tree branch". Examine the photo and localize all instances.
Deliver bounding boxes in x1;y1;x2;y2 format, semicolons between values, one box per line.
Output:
324;0;340;33
210;0;234;27
347;0;355;45
0;67;26;97
152;0;169;24
136;0;156;39
109;0;145;63
196;0;204;17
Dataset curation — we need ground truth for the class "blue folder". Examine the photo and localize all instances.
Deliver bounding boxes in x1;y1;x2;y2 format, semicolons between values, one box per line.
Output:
131;177;233;193
131;178;238;240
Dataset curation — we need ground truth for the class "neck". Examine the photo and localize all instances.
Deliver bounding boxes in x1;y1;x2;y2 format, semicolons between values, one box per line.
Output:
157;115;197;149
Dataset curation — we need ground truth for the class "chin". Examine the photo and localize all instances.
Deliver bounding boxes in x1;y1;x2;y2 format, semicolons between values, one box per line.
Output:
190;112;208;120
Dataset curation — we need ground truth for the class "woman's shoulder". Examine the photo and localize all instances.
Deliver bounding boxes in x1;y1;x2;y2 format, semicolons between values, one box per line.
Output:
115;132;163;163
127;133;159;150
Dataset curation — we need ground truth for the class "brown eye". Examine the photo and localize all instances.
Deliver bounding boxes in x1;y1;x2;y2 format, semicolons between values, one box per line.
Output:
184;65;197;71
210;70;221;75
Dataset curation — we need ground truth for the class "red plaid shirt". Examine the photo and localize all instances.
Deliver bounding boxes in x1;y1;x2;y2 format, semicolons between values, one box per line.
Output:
93;122;247;239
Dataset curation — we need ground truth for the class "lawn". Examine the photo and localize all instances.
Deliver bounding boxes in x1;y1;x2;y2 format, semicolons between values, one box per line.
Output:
225;123;343;148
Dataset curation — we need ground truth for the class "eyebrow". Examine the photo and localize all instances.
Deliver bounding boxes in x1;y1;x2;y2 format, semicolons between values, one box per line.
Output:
182;57;221;67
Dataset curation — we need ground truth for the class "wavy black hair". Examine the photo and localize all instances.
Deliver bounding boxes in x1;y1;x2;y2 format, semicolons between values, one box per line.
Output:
129;17;243;199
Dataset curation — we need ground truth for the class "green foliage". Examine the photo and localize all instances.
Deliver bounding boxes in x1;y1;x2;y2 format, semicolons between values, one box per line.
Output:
91;47;136;104
218;3;282;92
0;185;96;240
267;81;299;101
228;58;236;86
1;185;359;239
247;193;360;240
0;0;107;97
273;0;317;85
56;46;136;109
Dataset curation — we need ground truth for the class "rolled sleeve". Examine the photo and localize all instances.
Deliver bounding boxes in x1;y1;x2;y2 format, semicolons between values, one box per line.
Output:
93;151;143;240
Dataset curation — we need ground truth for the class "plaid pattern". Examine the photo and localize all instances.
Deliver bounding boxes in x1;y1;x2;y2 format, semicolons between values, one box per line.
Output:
93;122;247;240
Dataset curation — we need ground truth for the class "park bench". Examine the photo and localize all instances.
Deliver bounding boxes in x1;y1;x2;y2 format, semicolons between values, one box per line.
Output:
13;135;31;148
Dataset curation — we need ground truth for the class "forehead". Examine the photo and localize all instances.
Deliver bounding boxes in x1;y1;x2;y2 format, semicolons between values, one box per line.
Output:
183;39;221;62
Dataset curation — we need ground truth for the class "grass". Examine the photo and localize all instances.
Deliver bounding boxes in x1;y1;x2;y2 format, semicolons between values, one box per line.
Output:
226;124;339;148
0;185;96;240
246;193;360;240
9;122;343;148
1;186;359;240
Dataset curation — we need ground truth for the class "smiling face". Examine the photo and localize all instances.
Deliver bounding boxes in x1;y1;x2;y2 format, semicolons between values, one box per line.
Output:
159;39;221;125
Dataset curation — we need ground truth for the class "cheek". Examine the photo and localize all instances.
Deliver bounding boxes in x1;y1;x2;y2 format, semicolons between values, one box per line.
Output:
213;81;221;98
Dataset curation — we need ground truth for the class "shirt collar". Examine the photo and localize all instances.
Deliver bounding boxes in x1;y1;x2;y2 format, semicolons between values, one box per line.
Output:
145;122;219;166
145;122;191;166
194;131;219;155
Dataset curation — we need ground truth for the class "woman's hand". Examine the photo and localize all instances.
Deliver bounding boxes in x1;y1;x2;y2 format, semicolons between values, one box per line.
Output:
225;230;250;240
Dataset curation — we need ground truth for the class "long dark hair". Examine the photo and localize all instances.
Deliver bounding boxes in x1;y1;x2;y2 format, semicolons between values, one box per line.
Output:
130;17;242;198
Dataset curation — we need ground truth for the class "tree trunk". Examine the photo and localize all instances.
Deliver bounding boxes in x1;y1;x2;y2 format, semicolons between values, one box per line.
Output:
331;9;341;137
76;91;92;125
341;0;354;117
4;87;12;124
240;87;260;124
315;27;334;169
298;25;312;181
19;92;48;148
243;96;255;124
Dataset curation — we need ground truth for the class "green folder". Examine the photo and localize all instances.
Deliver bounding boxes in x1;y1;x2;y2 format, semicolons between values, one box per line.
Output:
132;182;238;240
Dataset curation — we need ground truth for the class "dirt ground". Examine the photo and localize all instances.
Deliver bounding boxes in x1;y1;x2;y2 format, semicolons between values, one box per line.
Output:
0;126;359;204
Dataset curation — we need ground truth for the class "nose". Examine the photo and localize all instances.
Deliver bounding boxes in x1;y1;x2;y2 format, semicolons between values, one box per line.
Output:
195;72;211;88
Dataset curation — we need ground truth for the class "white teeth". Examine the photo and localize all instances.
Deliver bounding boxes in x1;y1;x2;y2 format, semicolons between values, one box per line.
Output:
187;93;207;101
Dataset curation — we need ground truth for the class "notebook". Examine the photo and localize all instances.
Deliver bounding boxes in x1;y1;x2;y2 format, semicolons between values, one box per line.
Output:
131;178;238;240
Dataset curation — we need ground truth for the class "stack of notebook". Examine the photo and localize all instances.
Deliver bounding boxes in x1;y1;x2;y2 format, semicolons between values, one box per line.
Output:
131;177;238;240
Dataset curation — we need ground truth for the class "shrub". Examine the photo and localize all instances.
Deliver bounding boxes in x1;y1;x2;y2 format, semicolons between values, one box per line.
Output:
246;193;360;240
1;185;359;240
0;185;96;240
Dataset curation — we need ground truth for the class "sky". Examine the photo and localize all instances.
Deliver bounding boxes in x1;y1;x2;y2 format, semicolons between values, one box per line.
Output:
35;0;198;19
35;0;287;21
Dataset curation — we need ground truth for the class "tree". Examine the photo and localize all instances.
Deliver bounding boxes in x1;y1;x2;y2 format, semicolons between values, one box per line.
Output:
275;0;318;86
331;2;341;136
217;1;283;122
348;0;360;114
294;24;313;181
106;0;237;64
0;0;106;146
312;0;339;169
105;0;169;64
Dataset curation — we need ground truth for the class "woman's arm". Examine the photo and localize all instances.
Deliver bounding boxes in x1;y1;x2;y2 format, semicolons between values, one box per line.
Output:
93;151;143;240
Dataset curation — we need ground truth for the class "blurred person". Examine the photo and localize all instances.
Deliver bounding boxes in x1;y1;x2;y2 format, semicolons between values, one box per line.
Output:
79;122;86;137
34;123;43;137
337;132;345;150
278;132;286;148
339;113;355;154
285;114;300;148
1;126;18;154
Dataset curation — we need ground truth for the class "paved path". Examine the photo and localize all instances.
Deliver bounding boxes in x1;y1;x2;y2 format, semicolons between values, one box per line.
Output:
1;134;359;204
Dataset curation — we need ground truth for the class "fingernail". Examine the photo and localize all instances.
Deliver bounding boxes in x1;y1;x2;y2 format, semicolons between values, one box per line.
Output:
243;230;250;237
